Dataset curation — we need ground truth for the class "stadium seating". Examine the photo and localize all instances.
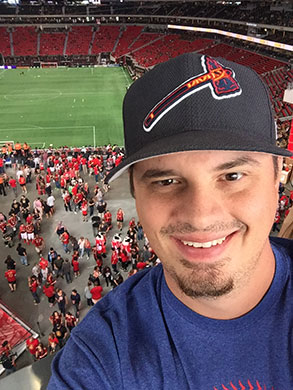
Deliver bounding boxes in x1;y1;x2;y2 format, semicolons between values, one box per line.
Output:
91;26;121;54
113;26;143;58
132;35;213;67
129;33;163;53
263;68;293;118
39;32;66;56
13;27;38;57
0;27;11;56
201;43;285;74
66;26;93;56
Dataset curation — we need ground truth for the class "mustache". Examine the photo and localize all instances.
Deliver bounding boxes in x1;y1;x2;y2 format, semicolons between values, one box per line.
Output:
160;220;244;236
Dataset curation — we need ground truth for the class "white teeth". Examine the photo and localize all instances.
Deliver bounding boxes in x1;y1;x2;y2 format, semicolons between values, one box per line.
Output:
182;237;226;248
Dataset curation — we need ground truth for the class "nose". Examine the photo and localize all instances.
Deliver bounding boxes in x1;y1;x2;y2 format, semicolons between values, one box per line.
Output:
175;184;227;230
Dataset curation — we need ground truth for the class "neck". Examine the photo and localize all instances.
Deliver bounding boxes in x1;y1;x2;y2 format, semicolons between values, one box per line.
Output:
165;243;276;320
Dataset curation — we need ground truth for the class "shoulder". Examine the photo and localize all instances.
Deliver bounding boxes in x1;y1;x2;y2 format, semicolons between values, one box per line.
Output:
49;265;164;389
78;265;162;331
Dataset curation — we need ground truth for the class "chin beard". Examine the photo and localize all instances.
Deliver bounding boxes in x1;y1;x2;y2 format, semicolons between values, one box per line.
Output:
164;257;234;298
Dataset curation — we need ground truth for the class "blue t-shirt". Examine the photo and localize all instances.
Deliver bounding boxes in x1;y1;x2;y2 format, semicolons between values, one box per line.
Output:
48;237;293;389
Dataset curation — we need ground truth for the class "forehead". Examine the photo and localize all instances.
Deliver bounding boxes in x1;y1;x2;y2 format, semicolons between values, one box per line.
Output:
133;150;271;173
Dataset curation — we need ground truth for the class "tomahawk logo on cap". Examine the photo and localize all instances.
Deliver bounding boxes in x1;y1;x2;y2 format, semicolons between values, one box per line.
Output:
143;55;242;132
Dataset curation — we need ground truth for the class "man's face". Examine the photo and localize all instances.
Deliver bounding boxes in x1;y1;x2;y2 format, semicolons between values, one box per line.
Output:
133;151;280;300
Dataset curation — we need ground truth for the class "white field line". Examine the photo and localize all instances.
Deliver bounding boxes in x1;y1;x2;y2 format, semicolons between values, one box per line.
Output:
0;69;6;80
122;67;131;87
1;91;114;98
0;126;93;132
93;125;96;148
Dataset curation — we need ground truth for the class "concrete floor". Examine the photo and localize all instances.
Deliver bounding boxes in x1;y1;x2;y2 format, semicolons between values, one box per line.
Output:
0;167;136;376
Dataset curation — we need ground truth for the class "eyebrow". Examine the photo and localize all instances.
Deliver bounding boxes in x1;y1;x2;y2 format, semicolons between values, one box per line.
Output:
214;156;261;171
140;169;178;181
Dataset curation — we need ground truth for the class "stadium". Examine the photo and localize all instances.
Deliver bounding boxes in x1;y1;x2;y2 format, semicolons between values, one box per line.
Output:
0;0;293;388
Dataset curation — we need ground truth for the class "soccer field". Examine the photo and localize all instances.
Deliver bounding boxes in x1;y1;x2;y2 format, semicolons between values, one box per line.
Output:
0;66;131;148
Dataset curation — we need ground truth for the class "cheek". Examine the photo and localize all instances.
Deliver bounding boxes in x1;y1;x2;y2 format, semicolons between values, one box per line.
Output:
229;185;278;230
135;194;169;241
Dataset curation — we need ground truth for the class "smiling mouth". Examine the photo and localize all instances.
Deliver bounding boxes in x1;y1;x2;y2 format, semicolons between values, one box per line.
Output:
180;236;227;248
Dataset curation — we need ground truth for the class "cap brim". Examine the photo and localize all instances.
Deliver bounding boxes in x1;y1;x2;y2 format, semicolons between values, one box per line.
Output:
106;130;292;183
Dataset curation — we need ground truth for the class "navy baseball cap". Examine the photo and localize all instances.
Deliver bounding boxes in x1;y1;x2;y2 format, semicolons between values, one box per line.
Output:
107;52;291;182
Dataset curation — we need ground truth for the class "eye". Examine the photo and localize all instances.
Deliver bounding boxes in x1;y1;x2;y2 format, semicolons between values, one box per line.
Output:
155;178;179;186
224;172;243;181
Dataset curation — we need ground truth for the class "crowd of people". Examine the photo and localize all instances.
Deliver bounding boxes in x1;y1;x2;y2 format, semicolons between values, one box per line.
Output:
0;141;160;372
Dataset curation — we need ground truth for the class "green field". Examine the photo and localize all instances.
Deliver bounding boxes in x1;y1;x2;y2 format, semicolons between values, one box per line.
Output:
0;66;131;148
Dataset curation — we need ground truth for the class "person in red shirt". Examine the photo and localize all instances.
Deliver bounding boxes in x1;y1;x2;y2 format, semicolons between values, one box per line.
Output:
26;213;33;224
72;255;80;278
48;332;59;354
7;213;18;232
115;154;123;167
65;312;77;333
19;223;27;243
49;311;62;328
5;269;16;292
136;261;148;270
18;175;27;194
35;343;48;360
43;282;56;307
120;248;129;271
111;248;119;274
33;234;45;255
92;246;103;271
73;192;81;214
26;336;39;358
81;199;88;222
60;231;70;253
26;222;35;243
39;256;49;270
81;157;87;174
129;217;136;229
62;190;72;212
116;208;124;231
28;275;40;305
9;176;17;196
104;210;112;232
90;282;103;304
47;270;56;287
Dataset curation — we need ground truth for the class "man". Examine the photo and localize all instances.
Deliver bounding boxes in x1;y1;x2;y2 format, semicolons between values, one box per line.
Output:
62;258;72;284
8;176;17;196
53;322;68;349
70;289;81;318
16;243;28;266
26;335;39;362
47;194;55;216
4;268;16;292
0;173;7;196
33;234;45;255
54;255;64;279
49;53;293;388
0;351;16;375
48;247;58;268
60;230;70;253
